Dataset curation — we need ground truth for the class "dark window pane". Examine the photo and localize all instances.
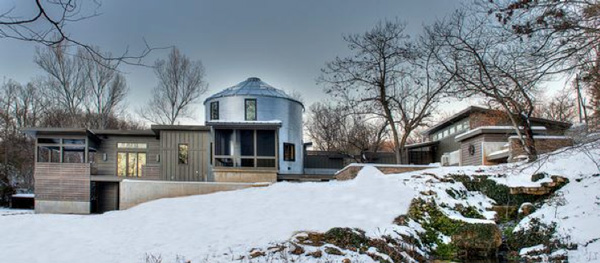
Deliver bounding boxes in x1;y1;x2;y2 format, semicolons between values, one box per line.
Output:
240;130;254;156
256;130;275;157
210;101;219;120
257;159;276;168
38;138;60;144
37;147;50;162
49;146;60;163
245;99;256;120
63;146;85;163
215;157;233;167
284;143;295;161
178;144;189;164
241;158;254;167
215;129;233;156
63;139;85;145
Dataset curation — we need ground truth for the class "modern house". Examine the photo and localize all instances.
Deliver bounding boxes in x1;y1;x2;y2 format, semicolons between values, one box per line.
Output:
24;79;574;214
404;106;573;166
25;77;305;214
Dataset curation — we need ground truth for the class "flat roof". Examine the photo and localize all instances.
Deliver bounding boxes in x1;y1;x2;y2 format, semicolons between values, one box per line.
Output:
454;126;548;142
206;120;282;129
422;106;571;135
150;125;210;132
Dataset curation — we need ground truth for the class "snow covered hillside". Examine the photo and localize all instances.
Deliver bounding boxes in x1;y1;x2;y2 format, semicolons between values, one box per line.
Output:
0;140;598;263
0;167;416;263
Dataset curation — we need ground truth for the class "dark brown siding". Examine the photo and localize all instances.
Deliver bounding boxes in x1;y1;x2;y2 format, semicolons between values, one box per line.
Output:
35;163;90;202
93;135;160;176
160;130;210;181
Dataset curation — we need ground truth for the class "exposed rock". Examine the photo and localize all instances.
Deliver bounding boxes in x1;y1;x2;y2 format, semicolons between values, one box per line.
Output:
294;232;325;246
290;244;305;255
342;258;351;263
519;202;536;217
324;246;345;255
306;250;322;258
451;223;503;259
249;250;265;258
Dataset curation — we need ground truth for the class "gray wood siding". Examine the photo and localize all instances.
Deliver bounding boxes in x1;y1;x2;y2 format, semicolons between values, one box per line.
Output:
93;135;160;176
461;136;484;166
159;130;210;181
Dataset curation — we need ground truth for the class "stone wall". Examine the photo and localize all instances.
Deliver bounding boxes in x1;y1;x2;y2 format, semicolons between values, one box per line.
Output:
335;164;433;181
119;180;268;209
34;162;91;214
508;136;573;162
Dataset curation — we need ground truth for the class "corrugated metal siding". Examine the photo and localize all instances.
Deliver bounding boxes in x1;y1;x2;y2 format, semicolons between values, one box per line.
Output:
93;135;160;176
160;130;210;181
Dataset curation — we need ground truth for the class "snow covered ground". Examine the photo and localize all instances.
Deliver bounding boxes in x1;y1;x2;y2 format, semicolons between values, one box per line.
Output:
0;167;416;263
0;140;598;262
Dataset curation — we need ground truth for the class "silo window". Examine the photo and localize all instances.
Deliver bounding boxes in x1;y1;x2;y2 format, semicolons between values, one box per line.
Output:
284;143;295;162
245;99;257;121
210;101;219;120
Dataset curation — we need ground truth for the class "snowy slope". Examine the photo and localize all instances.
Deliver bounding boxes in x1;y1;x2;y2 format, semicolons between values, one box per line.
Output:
0;166;416;263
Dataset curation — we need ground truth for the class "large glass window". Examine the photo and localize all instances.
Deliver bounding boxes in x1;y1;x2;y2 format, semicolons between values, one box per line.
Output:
214;129;234;167
245;99;257;121
210;101;219;120
117;152;146;177
178;144;189;164
213;128;276;168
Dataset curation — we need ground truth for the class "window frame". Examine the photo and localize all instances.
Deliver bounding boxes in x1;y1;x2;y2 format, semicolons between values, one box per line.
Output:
178;143;189;165
283;143;295;162
210;101;219;120
244;98;257;121
117;151;146;177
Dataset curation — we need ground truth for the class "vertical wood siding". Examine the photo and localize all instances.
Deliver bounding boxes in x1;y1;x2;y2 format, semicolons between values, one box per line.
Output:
160;130;210;181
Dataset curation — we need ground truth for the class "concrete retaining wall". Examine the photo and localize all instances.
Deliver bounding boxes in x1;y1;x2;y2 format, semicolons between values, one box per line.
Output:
35;200;90;214
212;168;277;183
119;180;267;209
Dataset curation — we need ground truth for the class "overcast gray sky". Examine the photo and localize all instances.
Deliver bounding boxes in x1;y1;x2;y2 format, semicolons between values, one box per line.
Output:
1;0;470;124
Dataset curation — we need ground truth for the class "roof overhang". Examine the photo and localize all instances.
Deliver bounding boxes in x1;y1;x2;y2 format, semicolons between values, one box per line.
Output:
405;140;439;150
22;127;101;143
206;120;282;129
454;126;548;142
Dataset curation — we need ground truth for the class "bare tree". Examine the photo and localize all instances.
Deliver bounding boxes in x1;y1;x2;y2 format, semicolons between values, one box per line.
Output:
305;102;388;162
0;0;156;67
139;48;208;125
34;41;86;126
534;87;577;123
489;0;600;73
320;20;451;163
81;47;128;129
319;21;410;164
429;10;553;161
